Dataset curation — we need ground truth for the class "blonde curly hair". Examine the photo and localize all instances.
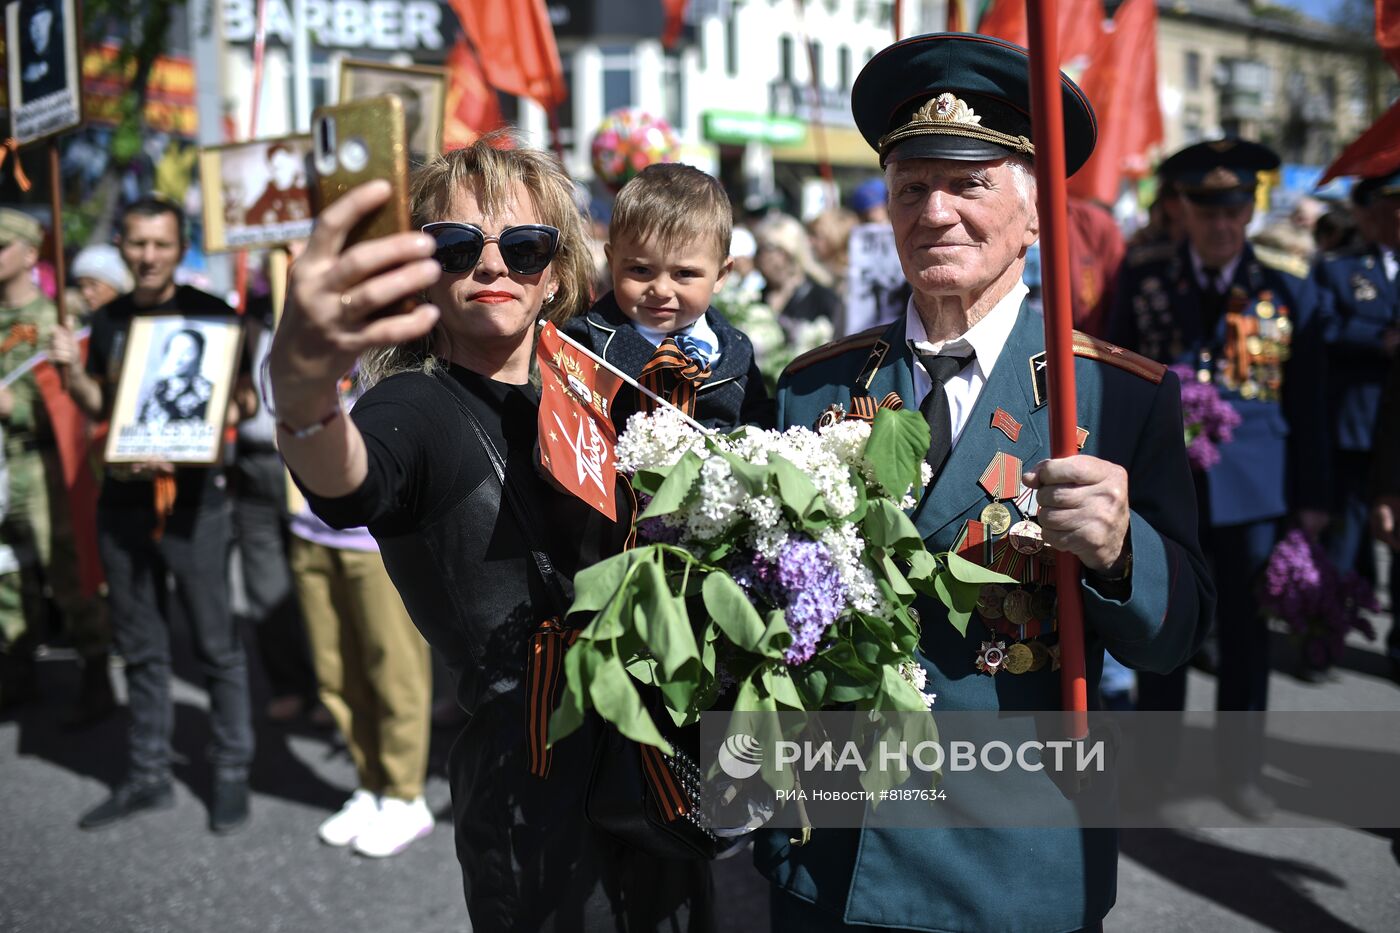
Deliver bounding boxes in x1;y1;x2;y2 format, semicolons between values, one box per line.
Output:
360;130;592;384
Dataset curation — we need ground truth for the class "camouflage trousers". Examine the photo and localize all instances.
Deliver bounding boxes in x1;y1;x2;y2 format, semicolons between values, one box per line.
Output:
0;448;108;658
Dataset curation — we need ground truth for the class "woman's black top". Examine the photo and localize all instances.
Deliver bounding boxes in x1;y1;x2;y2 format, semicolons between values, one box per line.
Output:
303;363;710;933
766;276;843;325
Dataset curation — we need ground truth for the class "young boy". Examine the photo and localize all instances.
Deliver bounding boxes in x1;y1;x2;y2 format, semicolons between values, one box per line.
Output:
564;163;773;431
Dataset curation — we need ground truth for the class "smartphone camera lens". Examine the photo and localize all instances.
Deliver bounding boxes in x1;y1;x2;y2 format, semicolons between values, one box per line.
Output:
340;138;369;173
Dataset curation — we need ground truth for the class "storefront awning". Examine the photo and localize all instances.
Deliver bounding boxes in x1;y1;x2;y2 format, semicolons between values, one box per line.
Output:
772;126;880;169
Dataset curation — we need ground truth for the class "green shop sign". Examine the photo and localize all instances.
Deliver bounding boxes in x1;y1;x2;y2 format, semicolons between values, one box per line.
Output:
703;111;807;146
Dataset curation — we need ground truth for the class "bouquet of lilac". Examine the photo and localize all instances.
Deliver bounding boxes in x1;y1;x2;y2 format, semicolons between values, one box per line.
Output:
1261;529;1378;669
547;405;1010;771
1169;364;1242;471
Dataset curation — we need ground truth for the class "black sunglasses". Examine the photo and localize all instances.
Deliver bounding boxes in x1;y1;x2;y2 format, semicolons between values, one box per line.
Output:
423;222;561;276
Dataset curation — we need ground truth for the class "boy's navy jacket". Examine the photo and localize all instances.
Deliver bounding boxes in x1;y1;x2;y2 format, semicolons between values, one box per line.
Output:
562;291;775;431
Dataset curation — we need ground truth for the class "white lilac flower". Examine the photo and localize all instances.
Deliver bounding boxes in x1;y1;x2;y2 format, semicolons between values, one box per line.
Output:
616;406;705;473
818;524;884;616
684;455;745;541
899;658;937;709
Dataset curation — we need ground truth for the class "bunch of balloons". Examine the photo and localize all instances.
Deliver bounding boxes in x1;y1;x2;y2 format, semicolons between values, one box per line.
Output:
590;108;680;191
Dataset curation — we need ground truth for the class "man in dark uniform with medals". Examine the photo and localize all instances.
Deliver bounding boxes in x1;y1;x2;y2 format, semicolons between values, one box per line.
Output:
757;34;1213;932
1313;169;1400;674
1109;139;1330;817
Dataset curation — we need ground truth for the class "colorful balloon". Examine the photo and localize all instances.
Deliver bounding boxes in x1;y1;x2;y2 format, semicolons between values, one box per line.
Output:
590;108;680;190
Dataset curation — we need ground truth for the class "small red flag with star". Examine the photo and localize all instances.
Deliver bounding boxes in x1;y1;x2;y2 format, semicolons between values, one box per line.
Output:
536;321;625;520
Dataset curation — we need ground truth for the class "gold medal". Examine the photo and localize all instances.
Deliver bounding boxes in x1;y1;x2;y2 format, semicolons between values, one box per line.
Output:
1009;520;1044;555
1277;317;1293;338
1002;588;1033;625
1003;642;1034;675
1240;380;1259;399
978;583;1008;619
1245;336;1264;356
1027;640;1051;672
1256;300;1275;319
980;502;1013;536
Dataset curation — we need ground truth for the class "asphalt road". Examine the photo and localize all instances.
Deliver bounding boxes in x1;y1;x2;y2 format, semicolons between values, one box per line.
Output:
4;613;1400;933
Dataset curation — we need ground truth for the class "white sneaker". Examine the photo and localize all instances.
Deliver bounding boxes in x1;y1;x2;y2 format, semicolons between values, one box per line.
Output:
352;796;434;858
317;789;380;847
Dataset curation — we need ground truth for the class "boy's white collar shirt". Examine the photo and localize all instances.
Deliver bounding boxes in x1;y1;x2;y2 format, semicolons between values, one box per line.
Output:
631;313;723;365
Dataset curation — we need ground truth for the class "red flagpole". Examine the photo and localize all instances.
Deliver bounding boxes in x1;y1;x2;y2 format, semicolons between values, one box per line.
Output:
1025;1;1089;739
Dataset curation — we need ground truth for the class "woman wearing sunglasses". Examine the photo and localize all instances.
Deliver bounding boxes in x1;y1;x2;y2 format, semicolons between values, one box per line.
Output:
268;133;712;931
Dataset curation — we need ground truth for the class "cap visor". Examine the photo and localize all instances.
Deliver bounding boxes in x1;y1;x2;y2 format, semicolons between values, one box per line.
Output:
1182;189;1255;207
884;134;1019;165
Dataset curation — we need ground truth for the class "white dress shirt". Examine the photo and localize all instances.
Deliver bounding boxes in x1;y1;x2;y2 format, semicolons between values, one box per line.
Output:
632;314;723;364
906;280;1028;446
1381;246;1398;284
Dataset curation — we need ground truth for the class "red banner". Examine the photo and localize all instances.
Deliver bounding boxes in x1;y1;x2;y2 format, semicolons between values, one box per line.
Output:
978;0;1105;69
536;322;625;521
1066;0;1162;204
1320;97;1400;185
447;0;567;112
662;0;689;49
1380;0;1400;75
444;35;505;150
34;339;103;598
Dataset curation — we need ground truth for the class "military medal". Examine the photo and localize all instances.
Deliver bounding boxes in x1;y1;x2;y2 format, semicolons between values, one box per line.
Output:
1027;640;1051;672
979;451;1022;501
1255;300;1275;319
991;408;1022;442
975;640;1008;676
980;502;1012;536
1030;587;1057;621
1002;588;1033;626
1009;520;1044;555
816;403;847;429
1002;642;1034;675
978;583;1008;619
1047;643;1061;671
1353;274;1378;302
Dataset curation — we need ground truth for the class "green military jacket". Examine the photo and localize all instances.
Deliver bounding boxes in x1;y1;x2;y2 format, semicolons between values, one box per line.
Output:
0;294;57;456
755;303;1215;932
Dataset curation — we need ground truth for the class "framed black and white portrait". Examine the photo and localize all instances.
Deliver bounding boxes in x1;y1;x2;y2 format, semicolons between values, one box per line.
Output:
106;315;245;465
338;59;446;162
199;135;315;252
5;0;82;145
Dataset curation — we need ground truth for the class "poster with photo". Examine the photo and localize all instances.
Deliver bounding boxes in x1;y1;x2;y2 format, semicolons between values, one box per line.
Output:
5;0;82;144
199;135;315;252
338;59;446;161
105;315;244;465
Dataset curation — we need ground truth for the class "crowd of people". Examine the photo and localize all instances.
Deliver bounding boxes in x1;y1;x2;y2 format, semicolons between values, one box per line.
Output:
0;28;1397;933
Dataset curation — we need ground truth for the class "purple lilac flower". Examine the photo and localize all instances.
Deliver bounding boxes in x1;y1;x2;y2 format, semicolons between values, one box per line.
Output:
1170;365;1242;472
731;539;846;666
1261;530;1377;661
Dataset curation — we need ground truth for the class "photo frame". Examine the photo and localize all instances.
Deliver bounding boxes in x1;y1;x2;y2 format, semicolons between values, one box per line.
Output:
105;315;245;465
338;58;446;161
199;135;315;253
5;0;83;145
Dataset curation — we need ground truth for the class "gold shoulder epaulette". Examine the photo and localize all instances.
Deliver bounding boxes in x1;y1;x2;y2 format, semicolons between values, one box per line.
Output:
1071;331;1166;384
1253;246;1309;280
783;324;887;376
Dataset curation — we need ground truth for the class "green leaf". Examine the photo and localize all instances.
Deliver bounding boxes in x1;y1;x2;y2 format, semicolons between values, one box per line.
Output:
761;666;806;709
932;571;976;636
703;572;766;652
589;651;672;753
761;609;793;658
713;447;770;495
863;499;924;554
865;408;930;501
879;554;916;603
547;641;590;744
945;550;1016;585
640;450;703;519
633;556;699;679
904;550;941;583
770;455;821;521
570;549;649;615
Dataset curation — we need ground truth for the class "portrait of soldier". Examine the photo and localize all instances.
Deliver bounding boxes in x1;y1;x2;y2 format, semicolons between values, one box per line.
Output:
135;326;213;427
243;142;310;228
18;0;67;103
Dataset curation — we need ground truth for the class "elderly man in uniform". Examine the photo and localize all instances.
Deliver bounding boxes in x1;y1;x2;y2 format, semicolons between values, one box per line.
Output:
1313;170;1400;675
759;35;1213;933
1109;139;1330;816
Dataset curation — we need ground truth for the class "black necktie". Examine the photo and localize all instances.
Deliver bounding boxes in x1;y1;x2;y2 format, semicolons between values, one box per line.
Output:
1201;269;1226;333
916;351;973;477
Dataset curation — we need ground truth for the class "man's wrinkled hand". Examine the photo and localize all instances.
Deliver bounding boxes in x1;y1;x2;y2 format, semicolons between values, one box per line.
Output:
1023;456;1131;576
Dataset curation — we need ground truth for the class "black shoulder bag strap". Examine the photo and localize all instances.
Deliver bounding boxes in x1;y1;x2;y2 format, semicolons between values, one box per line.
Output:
430;368;571;615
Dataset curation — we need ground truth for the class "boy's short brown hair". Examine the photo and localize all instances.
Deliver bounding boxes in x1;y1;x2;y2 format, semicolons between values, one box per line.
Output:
609;163;732;264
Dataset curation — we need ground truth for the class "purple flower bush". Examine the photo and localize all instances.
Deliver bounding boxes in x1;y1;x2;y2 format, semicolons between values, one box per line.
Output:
1261;529;1378;667
1170;365;1242;471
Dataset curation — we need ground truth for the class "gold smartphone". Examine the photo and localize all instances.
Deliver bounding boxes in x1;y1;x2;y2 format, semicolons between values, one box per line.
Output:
309;94;411;249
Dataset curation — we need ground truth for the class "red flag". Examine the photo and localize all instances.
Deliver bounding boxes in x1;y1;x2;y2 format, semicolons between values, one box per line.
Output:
1320;97;1400;184
536;322;625;521
1380;0;1400;75
946;0;967;32
444;35;505;150
1066;0;1162;204
33;339;103;598
977;0;1105;70
662;0;689;49
447;0;566;112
